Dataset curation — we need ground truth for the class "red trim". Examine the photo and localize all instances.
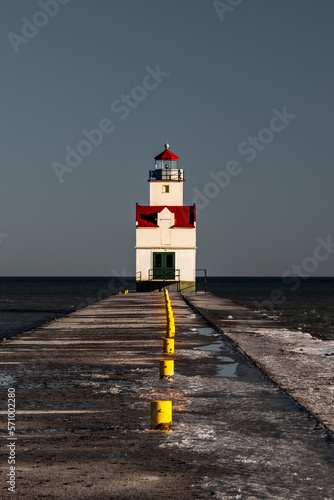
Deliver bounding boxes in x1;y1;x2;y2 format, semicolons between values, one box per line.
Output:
136;203;196;228
154;147;179;161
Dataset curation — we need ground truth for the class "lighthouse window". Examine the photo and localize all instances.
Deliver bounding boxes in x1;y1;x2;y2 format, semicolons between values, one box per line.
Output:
162;185;170;193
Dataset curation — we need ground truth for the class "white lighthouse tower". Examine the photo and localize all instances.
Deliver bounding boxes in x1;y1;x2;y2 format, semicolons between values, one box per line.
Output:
136;144;196;291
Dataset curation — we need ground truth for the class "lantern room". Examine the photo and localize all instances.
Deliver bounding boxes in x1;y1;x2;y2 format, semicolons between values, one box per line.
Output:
149;144;184;181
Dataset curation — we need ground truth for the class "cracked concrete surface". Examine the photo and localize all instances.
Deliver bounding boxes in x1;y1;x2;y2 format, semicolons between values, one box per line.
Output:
0;292;333;499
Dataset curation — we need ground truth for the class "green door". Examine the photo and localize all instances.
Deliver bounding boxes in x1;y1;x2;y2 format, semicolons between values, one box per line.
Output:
153;252;175;279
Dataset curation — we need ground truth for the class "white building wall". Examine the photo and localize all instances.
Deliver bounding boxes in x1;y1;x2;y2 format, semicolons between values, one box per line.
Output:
136;226;196;249
150;181;184;206
175;249;196;281
136;249;152;281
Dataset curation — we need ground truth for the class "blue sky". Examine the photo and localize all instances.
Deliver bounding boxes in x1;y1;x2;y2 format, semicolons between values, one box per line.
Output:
1;0;333;276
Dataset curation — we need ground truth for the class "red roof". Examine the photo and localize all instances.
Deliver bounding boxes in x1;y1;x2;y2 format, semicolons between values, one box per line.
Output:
136;204;196;228
154;144;179;161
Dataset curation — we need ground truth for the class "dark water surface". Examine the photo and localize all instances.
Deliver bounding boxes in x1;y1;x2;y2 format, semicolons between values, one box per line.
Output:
1;276;333;341
200;277;334;340
0;277;135;340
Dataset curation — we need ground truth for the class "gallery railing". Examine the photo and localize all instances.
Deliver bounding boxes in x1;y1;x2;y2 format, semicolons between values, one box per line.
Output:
148;170;184;181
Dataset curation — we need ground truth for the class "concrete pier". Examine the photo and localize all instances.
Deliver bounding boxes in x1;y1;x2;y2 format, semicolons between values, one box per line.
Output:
1;292;334;499
183;291;334;433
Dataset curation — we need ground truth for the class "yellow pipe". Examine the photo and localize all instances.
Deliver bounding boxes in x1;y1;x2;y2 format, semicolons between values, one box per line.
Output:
150;400;172;431
163;337;174;354
160;359;174;379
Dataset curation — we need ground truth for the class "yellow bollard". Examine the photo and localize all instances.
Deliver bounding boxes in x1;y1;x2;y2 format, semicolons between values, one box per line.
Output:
167;320;175;337
167;327;175;338
163;337;174;354
150;400;172;431
167;312;174;329
167;310;174;322
160;360;174;380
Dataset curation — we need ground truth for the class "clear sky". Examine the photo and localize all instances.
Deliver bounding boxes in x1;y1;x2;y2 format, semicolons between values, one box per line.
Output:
1;0;333;277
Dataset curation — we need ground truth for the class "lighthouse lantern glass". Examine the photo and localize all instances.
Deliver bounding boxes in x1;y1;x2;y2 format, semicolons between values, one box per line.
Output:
155;159;178;170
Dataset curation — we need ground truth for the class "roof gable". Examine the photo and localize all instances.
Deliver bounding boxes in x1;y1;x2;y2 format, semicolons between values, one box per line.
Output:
136;204;196;228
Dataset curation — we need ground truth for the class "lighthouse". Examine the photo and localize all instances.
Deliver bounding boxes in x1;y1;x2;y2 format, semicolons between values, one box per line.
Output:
136;144;196;291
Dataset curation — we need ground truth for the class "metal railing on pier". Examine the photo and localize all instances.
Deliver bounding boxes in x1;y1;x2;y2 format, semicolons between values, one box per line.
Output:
148;269;181;291
136;271;142;292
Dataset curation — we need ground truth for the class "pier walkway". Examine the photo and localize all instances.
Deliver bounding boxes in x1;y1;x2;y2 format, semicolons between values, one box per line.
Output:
183;291;334;433
1;292;334;499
